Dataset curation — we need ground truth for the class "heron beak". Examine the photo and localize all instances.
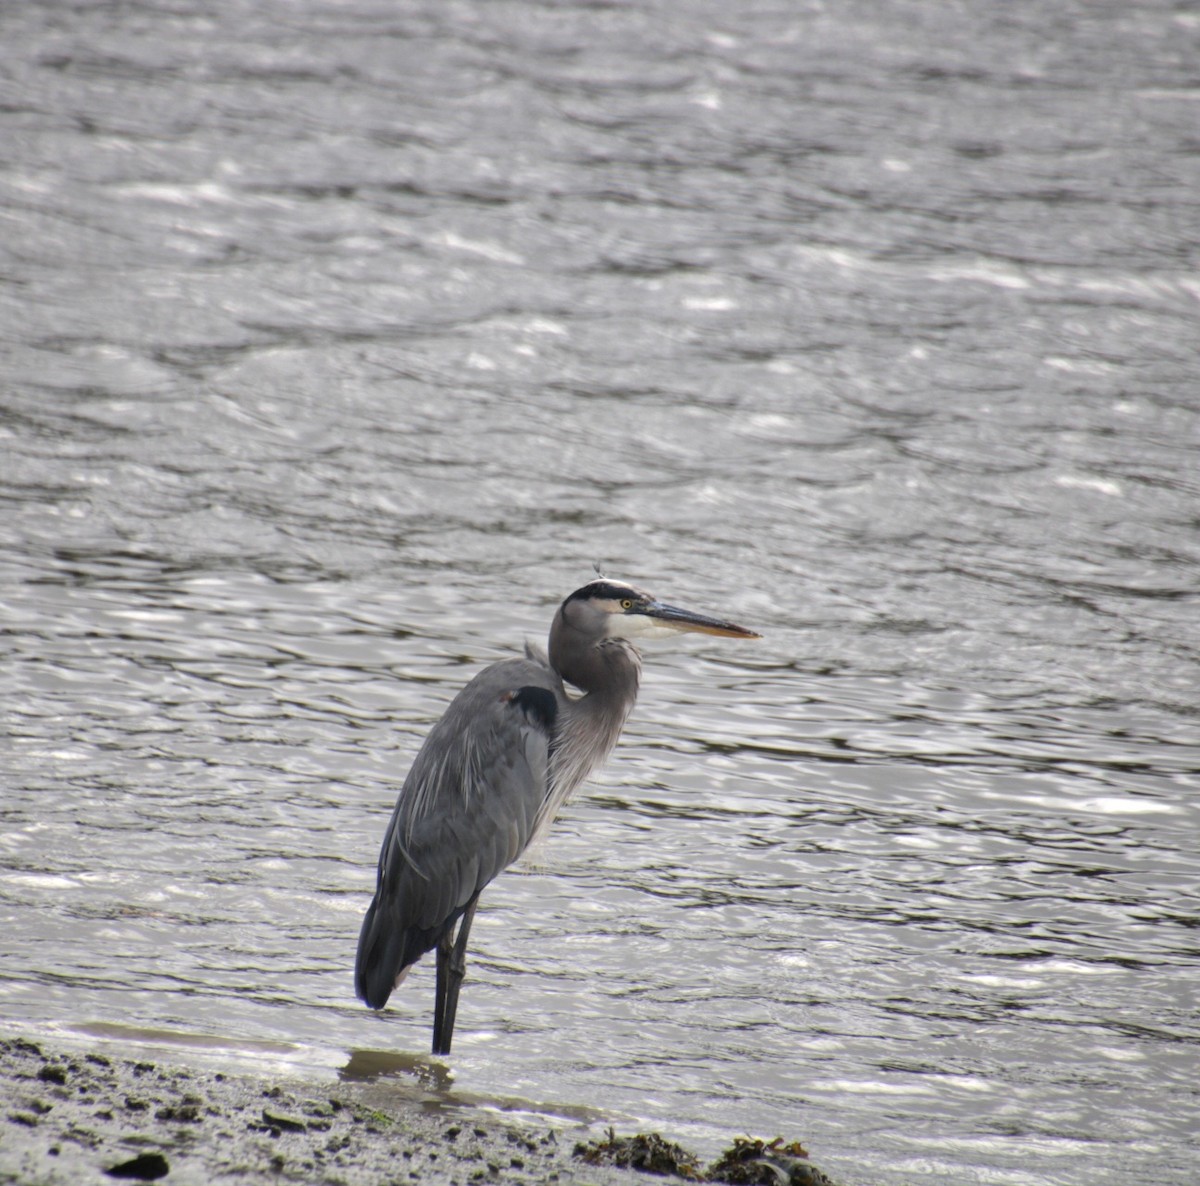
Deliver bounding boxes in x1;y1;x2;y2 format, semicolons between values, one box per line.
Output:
642;600;762;639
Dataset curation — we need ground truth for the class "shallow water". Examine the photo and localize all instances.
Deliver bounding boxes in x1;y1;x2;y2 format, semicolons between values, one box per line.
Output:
2;1;1199;1183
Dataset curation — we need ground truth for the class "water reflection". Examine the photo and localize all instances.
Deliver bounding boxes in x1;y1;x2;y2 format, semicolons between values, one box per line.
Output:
340;1048;453;1092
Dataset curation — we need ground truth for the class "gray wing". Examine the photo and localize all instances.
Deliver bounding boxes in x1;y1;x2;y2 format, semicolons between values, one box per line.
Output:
355;655;562;1010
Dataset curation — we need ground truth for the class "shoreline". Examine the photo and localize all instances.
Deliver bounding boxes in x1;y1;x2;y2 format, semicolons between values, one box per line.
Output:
0;1034;838;1185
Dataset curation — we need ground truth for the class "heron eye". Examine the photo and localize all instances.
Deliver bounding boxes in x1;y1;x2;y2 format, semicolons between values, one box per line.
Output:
620;598;634;610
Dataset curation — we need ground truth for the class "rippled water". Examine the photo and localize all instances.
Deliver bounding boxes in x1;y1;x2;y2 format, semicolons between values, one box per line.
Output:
2;1;1198;1183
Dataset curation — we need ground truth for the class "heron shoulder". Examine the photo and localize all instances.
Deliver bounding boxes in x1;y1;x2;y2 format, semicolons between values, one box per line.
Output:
391;655;562;839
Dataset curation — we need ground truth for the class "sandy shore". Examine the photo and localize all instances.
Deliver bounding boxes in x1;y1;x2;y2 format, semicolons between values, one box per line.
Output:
0;1036;836;1186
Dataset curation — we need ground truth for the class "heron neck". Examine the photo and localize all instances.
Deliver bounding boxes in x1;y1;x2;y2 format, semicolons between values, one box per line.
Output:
551;626;641;699
553;639;641;797
529;636;642;848
577;638;641;712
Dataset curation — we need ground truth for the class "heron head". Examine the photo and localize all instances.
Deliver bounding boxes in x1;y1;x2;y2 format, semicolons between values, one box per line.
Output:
559;579;761;643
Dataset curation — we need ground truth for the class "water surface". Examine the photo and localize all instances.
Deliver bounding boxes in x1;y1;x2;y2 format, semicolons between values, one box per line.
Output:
2;2;1198;1184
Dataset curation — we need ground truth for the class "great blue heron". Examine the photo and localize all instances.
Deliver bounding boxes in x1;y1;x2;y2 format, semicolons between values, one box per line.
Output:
355;577;760;1054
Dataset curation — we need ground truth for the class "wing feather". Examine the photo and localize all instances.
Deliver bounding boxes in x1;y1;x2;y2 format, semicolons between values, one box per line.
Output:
355;656;562;1009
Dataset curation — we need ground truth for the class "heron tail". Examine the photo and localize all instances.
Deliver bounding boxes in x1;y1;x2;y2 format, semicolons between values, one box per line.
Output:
355;895;406;1010
355;894;462;1011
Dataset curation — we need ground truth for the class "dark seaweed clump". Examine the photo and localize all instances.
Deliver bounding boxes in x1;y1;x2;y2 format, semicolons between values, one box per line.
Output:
575;1130;835;1185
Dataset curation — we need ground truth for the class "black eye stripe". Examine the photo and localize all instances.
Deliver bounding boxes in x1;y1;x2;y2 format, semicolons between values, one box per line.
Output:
566;580;639;604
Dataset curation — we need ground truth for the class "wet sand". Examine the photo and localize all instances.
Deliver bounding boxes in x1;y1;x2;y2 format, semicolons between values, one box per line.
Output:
0;1036;836;1185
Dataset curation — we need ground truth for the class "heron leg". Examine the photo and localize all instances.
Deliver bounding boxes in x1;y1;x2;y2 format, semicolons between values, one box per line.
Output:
432;894;480;1056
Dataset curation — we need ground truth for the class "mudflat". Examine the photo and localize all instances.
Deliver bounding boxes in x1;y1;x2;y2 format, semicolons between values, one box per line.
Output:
0;1036;834;1185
